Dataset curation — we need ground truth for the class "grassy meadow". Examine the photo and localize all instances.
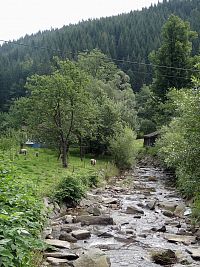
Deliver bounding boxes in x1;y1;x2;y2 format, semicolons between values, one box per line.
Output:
0;147;119;266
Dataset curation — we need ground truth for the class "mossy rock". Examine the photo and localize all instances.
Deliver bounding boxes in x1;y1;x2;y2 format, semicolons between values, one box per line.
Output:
151;249;177;265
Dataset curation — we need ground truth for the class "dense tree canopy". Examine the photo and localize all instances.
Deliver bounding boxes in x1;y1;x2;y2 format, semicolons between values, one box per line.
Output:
9;51;138;165
0;0;200;111
150;15;197;99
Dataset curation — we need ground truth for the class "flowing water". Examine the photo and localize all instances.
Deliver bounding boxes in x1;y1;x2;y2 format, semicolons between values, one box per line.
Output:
43;166;200;267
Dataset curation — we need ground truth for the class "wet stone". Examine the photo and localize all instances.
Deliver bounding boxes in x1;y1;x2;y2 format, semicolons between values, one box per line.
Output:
73;248;111;267
159;201;177;212
148;176;158;182
162;210;174;217
44;239;71;249
102;197;118;205
174;203;186;217
73;215;114;226
186;247;200;260
59;232;77;243
71;230;91;240
151;249;177;265
87;206;102;216
42;166;198;267
164;233;196;245
44;251;78;260
125;206;144;215
46;257;68;264
146;199;157;210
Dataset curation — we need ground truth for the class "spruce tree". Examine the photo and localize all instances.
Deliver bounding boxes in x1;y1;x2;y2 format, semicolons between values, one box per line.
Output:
150;15;197;100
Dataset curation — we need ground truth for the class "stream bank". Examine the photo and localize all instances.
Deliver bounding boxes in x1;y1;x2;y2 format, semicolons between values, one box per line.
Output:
41;165;200;267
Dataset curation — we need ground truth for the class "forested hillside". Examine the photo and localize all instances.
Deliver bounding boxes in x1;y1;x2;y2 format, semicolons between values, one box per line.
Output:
0;0;200;111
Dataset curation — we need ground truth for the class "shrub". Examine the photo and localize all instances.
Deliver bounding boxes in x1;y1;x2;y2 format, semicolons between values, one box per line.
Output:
54;174;87;205
109;127;137;169
156;88;200;223
0;157;46;267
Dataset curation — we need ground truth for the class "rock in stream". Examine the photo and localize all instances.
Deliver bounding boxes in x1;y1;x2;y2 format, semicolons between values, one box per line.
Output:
42;166;199;267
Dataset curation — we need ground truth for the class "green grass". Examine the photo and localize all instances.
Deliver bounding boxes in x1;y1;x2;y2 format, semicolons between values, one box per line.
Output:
0;147;119;266
135;138;144;151
6;147;118;197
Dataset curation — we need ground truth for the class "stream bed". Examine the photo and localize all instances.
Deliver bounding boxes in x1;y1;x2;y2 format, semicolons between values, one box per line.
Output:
42;165;200;267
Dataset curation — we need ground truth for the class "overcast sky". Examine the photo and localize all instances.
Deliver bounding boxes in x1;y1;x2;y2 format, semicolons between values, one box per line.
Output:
1;0;161;41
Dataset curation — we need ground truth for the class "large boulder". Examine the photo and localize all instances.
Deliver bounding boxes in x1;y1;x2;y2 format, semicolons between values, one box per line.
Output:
146;199;157;210
44;239;71;249
71;230;91;240
164;234;196;245
73;215;114;226
59;232;77;243
174;203;186;217
125;206;144;215
73;248;111;267
159;201;177;212
151;249;177;265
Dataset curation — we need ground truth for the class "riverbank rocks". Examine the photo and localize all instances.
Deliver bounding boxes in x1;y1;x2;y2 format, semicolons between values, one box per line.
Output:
159;201;177;212
59;232;77;242
44;251;78;260
73;248;111;267
148;176;157;181
71;230;91;240
174;203;186;217
73;215;114;226
146;199;157;210
187;247;200;260
44;239;71;249
46;257;69;264
164;233;196;245
125;205;144;215
151;249;177;265
162;210;174;217
87;205;102;216
102;197;118;205
42;165;199;267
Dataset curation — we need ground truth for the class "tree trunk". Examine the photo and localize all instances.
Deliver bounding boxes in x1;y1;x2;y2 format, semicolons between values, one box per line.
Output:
79;135;83;161
62;141;68;168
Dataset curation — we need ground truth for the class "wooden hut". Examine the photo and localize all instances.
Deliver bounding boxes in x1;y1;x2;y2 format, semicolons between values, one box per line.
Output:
143;131;160;147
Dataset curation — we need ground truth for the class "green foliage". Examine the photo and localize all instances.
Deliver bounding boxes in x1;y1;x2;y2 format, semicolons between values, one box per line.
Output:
54;174;87;205
77;49;118;81
156;88;200;201
1;0;200;111
0;146;119;266
11;58;97;167
150;14;197;100
139;119;157;136
54;170;100;205
109;127;137;169
192;194;200;222
136;85;159;135
0;157;46;267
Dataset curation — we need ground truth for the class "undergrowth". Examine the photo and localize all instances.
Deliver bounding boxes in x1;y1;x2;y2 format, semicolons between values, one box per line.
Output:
0;148;118;266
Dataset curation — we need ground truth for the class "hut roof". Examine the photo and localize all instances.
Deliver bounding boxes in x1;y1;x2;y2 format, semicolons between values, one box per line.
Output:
143;131;160;138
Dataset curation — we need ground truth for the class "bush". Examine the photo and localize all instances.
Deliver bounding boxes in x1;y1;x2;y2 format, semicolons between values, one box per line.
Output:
109;127;137;169
156;89;200;200
0;157;46;267
192;194;200;223
54;174;87;206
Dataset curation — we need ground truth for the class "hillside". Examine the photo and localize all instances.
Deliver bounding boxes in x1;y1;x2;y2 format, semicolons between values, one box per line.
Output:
0;0;200;111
